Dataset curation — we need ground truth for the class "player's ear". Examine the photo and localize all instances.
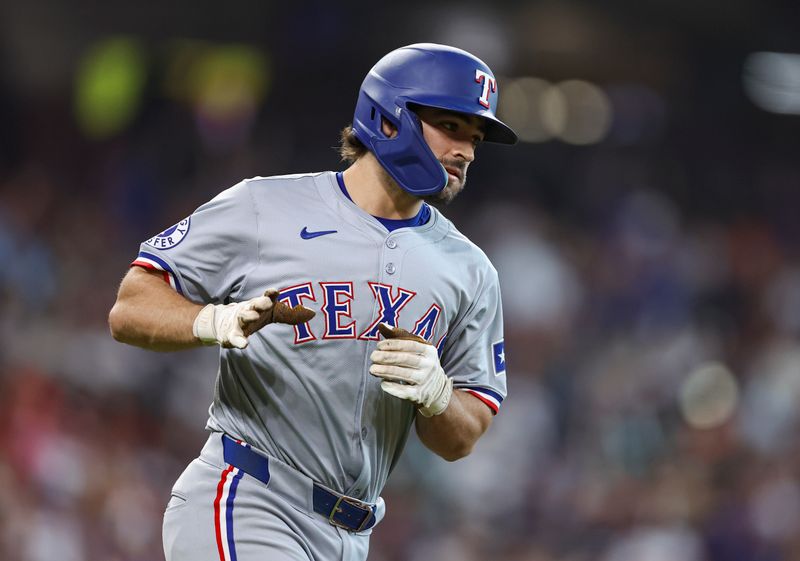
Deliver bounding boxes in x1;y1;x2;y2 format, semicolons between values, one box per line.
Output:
380;116;398;139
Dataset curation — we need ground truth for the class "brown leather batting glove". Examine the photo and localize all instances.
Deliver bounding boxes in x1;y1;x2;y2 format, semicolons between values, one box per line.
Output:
193;289;315;349
370;323;453;416
376;323;429;344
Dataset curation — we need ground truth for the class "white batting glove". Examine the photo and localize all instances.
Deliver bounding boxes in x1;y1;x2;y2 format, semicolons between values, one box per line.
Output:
369;328;453;417
193;289;280;349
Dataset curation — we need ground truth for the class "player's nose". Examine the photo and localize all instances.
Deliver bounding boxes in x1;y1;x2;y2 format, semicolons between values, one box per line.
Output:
451;138;475;162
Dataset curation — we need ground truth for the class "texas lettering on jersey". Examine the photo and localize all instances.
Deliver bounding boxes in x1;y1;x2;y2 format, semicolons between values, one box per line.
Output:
278;281;446;352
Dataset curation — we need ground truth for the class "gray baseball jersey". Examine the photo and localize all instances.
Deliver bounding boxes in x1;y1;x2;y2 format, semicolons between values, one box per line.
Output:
134;171;507;556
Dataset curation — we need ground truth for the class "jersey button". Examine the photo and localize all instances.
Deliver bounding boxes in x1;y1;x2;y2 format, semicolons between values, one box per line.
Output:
385;263;396;275
386;239;397;249
361;427;368;439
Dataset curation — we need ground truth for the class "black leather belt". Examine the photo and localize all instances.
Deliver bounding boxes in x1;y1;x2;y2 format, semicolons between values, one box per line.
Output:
221;434;376;532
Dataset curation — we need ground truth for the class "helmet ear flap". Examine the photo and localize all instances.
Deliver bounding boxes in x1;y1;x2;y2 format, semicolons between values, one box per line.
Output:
369;108;447;196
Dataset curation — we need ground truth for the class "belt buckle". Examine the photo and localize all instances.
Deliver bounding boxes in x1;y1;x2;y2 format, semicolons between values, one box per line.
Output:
327;495;374;532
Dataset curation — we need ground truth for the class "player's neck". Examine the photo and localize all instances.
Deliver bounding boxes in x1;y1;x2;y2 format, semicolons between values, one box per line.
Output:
342;156;423;220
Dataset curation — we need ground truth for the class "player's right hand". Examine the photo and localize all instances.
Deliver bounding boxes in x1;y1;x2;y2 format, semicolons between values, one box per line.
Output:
192;289;315;349
369;324;453;417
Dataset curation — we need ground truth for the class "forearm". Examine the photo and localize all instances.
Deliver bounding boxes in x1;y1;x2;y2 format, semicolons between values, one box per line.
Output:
415;390;492;461
109;267;204;351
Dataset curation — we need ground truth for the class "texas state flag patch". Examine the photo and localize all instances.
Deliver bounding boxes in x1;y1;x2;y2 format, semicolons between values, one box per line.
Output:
493;340;506;375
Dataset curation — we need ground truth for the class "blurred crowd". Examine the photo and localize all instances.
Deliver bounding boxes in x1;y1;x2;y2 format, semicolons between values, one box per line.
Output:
3;4;800;560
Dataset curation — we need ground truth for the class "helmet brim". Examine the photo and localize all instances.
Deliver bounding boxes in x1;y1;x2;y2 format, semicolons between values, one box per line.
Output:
403;95;518;145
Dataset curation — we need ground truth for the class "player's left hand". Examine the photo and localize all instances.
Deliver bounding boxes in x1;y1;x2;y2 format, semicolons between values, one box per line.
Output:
369;324;453;417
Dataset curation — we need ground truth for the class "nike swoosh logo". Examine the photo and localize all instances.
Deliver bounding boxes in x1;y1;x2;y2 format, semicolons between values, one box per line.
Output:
300;227;338;240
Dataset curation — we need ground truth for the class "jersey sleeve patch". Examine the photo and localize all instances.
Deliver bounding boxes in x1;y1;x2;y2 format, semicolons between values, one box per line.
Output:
144;217;191;250
131;251;184;295
459;386;504;415
493;340;506;375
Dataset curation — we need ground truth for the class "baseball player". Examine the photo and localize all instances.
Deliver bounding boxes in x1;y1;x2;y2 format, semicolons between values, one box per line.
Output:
109;43;516;561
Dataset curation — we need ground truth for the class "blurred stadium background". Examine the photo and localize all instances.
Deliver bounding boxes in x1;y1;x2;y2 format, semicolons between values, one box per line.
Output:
2;1;800;559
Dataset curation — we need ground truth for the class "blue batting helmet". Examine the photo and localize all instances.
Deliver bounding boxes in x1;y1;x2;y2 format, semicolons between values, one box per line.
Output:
352;43;517;196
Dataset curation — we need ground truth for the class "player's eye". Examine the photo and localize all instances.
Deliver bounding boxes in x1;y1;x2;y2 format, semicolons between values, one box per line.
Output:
440;121;458;132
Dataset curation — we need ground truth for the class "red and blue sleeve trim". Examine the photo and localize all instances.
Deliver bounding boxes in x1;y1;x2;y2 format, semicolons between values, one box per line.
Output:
131;251;183;295
458;386;504;415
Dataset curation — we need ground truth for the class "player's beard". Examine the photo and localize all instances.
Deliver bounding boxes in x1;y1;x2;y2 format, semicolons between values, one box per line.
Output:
423;159;467;205
378;158;467;205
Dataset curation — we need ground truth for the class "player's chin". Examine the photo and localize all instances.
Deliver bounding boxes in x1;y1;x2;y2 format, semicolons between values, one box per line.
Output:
424;178;465;205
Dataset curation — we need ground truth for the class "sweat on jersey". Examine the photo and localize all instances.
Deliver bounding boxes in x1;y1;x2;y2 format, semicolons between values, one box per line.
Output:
131;171;507;502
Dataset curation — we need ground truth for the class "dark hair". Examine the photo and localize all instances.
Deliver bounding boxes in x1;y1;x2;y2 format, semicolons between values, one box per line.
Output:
337;125;368;164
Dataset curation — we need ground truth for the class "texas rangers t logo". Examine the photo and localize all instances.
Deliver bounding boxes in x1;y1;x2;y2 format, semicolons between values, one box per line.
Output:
475;69;497;109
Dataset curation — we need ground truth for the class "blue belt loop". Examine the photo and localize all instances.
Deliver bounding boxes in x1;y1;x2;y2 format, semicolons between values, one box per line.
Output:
222;434;270;485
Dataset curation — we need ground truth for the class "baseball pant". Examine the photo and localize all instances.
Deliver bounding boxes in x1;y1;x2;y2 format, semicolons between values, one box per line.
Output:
162;432;379;561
